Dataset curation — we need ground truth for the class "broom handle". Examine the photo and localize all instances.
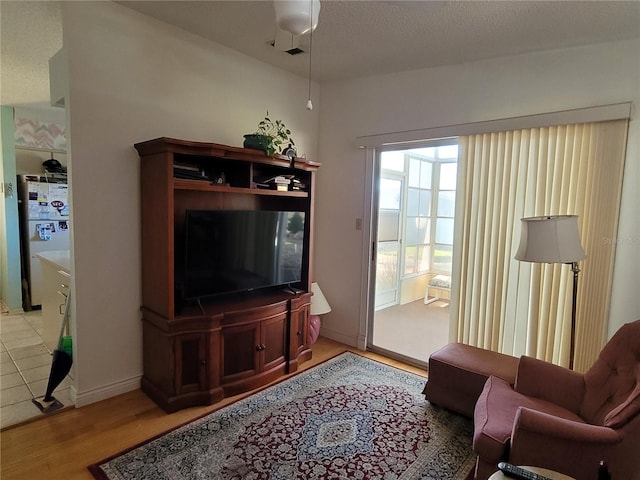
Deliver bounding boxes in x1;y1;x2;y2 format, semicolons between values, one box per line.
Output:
56;290;71;351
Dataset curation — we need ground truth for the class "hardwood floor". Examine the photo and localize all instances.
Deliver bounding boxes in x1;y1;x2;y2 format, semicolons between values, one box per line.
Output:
0;337;428;480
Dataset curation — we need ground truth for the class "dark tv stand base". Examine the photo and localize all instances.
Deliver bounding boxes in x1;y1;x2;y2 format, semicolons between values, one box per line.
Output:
141;290;313;413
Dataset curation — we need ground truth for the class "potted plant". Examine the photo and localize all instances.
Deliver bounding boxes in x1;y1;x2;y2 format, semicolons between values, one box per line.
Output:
244;112;295;156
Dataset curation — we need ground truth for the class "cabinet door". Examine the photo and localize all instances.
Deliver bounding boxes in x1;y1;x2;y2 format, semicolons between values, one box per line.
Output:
174;333;207;394
289;294;312;372
41;266;71;351
261;312;287;373
220;321;261;384
289;305;308;359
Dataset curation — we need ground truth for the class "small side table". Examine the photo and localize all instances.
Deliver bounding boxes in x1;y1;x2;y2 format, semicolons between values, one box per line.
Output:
489;466;575;480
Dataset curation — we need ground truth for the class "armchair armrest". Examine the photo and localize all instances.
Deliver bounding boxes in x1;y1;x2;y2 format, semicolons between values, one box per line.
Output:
512;407;620;444
509;407;622;479
515;356;585;413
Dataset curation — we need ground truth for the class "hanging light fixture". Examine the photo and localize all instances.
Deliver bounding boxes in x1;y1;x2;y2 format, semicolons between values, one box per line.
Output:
273;0;320;111
274;0;320;36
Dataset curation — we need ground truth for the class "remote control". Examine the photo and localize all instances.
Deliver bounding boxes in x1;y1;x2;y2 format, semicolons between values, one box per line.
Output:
497;462;553;480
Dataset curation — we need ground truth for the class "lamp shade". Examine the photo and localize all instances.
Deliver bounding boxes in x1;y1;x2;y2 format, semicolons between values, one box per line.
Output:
274;0;320;36
515;215;586;264
310;282;331;315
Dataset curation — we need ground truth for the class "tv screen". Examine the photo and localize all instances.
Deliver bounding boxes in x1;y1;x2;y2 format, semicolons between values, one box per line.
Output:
183;210;306;299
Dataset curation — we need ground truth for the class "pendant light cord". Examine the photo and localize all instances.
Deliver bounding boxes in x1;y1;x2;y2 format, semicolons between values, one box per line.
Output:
306;1;314;110
308;29;313;99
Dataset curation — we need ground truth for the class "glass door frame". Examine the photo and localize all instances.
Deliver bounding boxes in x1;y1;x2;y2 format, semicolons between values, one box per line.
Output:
364;139;459;368
374;171;405;310
366;145;423;367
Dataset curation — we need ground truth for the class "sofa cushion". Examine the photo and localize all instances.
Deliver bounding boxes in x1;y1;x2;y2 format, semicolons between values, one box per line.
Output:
474;376;585;464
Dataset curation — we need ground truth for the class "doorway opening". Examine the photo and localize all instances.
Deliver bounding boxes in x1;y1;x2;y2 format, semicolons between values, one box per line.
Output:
368;141;459;365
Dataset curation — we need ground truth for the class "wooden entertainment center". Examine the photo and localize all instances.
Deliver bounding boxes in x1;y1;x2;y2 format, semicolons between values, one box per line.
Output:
134;137;320;412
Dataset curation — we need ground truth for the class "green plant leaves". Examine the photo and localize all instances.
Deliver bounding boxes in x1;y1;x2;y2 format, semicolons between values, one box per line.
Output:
254;113;295;156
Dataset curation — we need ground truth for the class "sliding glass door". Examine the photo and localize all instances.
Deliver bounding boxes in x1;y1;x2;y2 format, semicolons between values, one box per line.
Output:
368;141;459;365
375;175;403;309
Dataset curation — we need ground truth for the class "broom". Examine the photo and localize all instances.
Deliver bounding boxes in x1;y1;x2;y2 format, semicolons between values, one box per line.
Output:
32;291;73;413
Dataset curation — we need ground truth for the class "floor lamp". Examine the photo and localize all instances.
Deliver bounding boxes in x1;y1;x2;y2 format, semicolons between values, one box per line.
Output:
309;282;331;344
515;215;586;370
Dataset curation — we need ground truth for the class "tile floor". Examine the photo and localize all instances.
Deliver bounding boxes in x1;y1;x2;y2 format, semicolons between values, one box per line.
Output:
1;309;73;429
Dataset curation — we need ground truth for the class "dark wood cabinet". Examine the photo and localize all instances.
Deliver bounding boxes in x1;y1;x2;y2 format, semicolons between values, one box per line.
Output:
289;294;313;372
220;300;289;396
221;322;261;383
135;138;319;412
140;310;224;412
175;333;207;394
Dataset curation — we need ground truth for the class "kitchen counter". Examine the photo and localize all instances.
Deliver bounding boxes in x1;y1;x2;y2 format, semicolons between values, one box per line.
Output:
37;250;71;350
37;250;71;273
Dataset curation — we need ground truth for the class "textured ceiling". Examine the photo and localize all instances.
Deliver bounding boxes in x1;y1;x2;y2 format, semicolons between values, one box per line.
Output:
2;1;639;110
0;1;63;110
118;0;640;82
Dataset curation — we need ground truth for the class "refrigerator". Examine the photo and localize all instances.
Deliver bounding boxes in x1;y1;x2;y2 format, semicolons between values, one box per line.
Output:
18;175;70;308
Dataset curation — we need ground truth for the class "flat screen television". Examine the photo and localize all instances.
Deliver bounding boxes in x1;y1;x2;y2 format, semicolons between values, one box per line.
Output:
183;209;306;300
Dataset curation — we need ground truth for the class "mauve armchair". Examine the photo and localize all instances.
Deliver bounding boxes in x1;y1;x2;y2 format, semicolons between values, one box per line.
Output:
472;319;640;480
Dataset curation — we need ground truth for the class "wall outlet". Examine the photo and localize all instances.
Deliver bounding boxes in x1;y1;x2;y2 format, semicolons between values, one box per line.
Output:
2;182;14;198
355;218;362;230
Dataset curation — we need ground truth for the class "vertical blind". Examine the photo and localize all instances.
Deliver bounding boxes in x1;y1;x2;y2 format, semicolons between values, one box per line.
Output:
452;119;629;371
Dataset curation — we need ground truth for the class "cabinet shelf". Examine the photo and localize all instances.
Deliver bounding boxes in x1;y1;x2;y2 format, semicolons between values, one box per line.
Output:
135;136;320;170
173;178;309;197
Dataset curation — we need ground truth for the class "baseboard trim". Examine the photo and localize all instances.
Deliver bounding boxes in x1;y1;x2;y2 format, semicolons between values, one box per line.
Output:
1;301;24;315
71;375;141;407
319;328;359;348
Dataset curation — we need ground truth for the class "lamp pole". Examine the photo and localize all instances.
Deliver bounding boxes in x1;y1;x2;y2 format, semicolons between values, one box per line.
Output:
569;261;580;370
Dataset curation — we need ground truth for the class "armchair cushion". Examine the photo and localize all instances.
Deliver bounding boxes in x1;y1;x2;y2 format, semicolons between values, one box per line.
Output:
515;356;585;414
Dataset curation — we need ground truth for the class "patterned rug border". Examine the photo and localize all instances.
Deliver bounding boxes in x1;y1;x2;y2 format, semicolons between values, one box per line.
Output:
89;351;475;480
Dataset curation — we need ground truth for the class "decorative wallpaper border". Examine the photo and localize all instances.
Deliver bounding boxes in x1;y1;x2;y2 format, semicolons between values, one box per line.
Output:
15;118;67;152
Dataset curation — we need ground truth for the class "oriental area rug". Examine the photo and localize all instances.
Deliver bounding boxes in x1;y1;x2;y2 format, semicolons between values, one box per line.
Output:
89;352;475;480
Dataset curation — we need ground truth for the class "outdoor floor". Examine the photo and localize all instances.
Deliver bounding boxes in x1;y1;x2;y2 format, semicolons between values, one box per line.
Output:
372;298;450;365
0;309;73;429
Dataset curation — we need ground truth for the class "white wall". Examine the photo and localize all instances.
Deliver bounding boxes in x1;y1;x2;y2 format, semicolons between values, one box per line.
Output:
15;149;67;175
0;106;22;312
316;39;640;347
61;1;318;405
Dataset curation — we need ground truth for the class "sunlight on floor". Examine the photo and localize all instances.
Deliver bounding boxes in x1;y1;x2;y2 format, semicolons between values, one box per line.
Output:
372;299;450;364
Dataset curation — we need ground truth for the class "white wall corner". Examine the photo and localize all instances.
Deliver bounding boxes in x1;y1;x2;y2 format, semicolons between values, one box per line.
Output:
49;47;68;108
